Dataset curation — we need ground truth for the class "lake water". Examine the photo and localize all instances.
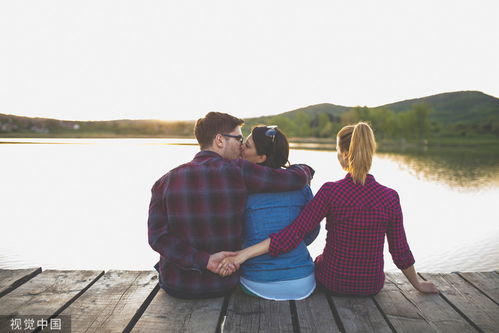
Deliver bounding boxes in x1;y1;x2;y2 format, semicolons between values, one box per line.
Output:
1;138;498;272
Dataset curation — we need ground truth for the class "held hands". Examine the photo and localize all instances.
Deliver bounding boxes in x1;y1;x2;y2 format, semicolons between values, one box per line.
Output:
217;252;247;277
209;240;270;277
206;251;239;274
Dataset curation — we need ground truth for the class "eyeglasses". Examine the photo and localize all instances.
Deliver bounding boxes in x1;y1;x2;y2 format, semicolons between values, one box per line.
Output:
265;125;278;142
222;134;244;144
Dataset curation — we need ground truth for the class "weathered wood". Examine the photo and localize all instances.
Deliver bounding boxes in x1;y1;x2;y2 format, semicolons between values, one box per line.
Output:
57;270;158;333
0;268;41;298
331;294;391;333
0;270;103;315
131;288;224;333
374;275;435;332
1;269;497;333
223;287;294;332
0;270;103;332
421;273;499;333
385;272;476;332
294;290;340;332
459;272;499;305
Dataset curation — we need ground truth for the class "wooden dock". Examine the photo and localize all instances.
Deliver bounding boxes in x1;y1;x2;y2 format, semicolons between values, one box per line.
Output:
0;268;498;332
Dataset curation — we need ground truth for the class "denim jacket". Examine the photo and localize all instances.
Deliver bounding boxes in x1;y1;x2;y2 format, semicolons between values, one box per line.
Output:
241;185;320;282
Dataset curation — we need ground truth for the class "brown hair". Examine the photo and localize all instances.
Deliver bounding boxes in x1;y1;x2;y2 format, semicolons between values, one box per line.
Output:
251;126;289;169
194;112;244;149
337;122;376;185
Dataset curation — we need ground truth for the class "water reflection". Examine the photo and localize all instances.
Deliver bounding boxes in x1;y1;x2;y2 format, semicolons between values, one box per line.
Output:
1;138;498;272
378;146;499;189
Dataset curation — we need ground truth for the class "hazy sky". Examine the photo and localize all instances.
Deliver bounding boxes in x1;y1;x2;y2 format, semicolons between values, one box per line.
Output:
1;1;498;121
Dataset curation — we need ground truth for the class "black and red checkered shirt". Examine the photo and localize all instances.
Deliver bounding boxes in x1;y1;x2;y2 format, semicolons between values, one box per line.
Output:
148;150;314;296
269;174;415;296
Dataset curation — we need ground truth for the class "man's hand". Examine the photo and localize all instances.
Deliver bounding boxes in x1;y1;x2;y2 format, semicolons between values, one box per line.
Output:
217;255;243;277
207;251;239;274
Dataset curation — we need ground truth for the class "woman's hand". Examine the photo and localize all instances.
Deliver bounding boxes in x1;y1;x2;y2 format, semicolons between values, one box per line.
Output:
206;251;238;274
217;252;247;277
217;238;272;277
401;265;439;294
416;280;439;294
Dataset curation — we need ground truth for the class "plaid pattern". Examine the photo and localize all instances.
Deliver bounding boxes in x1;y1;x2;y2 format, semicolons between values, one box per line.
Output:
269;174;415;296
148;150;313;296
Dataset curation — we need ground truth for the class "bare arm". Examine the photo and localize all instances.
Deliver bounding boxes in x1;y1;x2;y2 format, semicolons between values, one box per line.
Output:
217;239;271;276
401;265;438;294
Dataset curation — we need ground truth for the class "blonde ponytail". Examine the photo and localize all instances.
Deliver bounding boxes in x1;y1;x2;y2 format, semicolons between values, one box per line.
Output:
337;122;376;185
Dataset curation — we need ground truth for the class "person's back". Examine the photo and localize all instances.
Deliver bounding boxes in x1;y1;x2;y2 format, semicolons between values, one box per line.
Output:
243;187;316;282
237;126;319;300
151;152;247;297
311;174;408;295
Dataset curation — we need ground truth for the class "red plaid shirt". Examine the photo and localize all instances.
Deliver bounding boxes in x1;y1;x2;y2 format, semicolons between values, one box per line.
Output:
148;150;314;296
269;174;415;296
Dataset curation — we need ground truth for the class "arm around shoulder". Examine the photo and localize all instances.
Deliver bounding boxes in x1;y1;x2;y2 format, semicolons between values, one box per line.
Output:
241;160;315;193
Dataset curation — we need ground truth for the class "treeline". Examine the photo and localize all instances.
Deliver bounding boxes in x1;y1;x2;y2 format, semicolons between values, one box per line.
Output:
0;114;194;137
245;103;499;141
2;89;498;140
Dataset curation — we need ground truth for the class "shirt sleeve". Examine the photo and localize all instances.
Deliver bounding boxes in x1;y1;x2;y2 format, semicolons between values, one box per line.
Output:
147;179;210;272
269;183;330;256
386;191;415;270
240;161;314;193
302;186;320;246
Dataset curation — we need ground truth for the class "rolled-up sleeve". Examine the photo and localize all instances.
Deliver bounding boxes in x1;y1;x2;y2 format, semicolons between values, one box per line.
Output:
386;191;415;270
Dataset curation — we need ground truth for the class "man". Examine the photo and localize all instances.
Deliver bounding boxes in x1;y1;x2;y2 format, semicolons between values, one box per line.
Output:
148;112;314;299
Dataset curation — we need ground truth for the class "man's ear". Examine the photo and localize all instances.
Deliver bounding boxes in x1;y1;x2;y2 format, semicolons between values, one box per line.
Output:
214;134;224;148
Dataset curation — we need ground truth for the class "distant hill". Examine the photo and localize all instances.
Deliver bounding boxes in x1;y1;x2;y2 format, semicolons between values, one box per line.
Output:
246;91;499;125
280;103;351;118
374;91;499;124
243;90;499;139
1;91;498;139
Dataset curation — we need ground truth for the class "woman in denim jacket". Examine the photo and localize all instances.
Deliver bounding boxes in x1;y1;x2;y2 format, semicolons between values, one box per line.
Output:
240;125;320;300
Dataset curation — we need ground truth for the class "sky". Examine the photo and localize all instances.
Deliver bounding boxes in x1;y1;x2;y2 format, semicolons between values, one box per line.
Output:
1;1;498;121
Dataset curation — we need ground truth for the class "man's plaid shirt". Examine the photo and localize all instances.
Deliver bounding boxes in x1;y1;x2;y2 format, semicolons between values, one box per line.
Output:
148;150;314;296
269;174;415;296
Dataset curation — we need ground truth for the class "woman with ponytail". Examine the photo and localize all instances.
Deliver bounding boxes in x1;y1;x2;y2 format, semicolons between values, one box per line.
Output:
219;122;438;296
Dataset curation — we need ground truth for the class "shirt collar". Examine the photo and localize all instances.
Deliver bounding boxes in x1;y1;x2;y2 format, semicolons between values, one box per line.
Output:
194;150;222;160
345;173;375;184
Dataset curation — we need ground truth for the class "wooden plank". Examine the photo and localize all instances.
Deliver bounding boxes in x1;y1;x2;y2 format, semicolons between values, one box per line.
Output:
58;270;158;333
385;272;476;332
331;295;391;333
0;270;103;332
459;272;499;304
294;290;340;332
0;267;41;298
421;273;499;333
131;288;224;333
223;288;294;332
0;270;103;315
374;276;435;333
